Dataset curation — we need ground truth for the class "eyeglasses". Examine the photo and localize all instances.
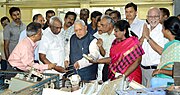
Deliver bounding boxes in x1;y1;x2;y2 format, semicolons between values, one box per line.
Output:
147;15;160;19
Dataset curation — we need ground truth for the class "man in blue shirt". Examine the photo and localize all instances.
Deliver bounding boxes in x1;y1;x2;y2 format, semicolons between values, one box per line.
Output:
87;11;102;35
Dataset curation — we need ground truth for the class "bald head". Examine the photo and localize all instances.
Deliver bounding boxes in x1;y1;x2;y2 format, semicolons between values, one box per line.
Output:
148;7;160;16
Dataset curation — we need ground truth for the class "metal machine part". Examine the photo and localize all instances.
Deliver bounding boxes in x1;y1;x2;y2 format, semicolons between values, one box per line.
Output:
0;71;59;95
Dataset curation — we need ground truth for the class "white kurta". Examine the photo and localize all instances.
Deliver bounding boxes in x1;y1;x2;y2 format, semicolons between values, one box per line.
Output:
39;27;65;75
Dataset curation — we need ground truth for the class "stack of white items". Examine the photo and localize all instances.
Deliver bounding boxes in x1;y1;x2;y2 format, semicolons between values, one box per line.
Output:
81;80;99;95
97;76;127;95
42;88;83;95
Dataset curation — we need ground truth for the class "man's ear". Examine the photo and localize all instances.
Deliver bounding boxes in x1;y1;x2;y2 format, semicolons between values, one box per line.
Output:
84;25;87;30
92;18;95;22
135;11;138;16
32;34;36;38
164;15;168;19
110;23;113;28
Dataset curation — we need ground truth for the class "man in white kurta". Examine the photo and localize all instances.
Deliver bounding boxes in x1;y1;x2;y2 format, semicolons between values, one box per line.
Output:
39;16;66;77
98;15;116;82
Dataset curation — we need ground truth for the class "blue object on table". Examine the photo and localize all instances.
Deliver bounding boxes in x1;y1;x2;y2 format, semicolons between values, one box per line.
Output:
151;77;174;88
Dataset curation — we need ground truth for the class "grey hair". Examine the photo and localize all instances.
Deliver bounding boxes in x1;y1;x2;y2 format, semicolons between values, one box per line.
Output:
26;22;41;37
49;16;62;25
74;19;86;27
148;7;161;17
101;15;115;25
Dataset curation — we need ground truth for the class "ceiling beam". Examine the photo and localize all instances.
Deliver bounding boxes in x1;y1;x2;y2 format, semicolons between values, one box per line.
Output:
4;0;173;8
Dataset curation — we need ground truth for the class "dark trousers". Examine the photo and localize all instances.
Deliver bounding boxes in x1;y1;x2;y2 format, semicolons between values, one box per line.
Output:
0;60;7;70
102;64;109;82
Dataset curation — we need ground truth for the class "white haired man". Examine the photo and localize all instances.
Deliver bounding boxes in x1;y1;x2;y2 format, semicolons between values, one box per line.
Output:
39;16;66;76
64;19;100;81
140;7;168;87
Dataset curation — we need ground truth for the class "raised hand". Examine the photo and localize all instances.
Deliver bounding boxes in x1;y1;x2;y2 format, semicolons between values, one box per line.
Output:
96;38;103;47
142;24;150;38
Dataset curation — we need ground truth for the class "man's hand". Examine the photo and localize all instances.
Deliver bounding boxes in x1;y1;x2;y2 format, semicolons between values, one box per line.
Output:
48;63;56;69
142;24;150;38
55;66;67;73
88;58;98;64
74;62;80;70
64;60;70;69
96;38;103;47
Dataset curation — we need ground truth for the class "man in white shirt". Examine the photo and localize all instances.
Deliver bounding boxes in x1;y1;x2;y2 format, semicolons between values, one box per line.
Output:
93;17;105;82
125;2;145;38
64;19;100;81
93;17;103;39
39;16;66;75
99;15;116;82
140;7;168;87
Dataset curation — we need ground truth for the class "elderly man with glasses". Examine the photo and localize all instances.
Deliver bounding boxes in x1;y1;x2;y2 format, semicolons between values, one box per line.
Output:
139;7;168;87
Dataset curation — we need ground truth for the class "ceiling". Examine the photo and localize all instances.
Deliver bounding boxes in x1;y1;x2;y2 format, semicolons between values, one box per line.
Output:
0;0;173;8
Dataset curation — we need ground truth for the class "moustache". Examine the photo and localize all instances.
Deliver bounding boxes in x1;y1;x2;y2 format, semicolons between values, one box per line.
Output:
15;18;20;21
68;22;73;25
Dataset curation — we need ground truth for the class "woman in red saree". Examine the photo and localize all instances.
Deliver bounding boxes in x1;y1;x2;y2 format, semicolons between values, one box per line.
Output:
92;20;144;84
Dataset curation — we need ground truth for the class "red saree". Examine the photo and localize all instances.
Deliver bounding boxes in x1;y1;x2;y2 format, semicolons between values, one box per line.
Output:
109;36;144;84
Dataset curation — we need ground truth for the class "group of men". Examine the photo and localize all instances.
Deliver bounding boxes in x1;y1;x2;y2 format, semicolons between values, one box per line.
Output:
0;2;175;87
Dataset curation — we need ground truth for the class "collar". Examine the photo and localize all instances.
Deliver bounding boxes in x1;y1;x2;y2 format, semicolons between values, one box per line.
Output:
11;21;22;26
107;29;114;35
49;28;63;38
126;16;139;25
88;22;92;26
46;27;57;36
27;37;36;47
131;16;139;24
147;23;161;31
62;25;74;31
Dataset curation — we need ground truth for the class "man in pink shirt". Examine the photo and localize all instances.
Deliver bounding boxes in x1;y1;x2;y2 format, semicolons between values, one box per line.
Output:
8;22;55;72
